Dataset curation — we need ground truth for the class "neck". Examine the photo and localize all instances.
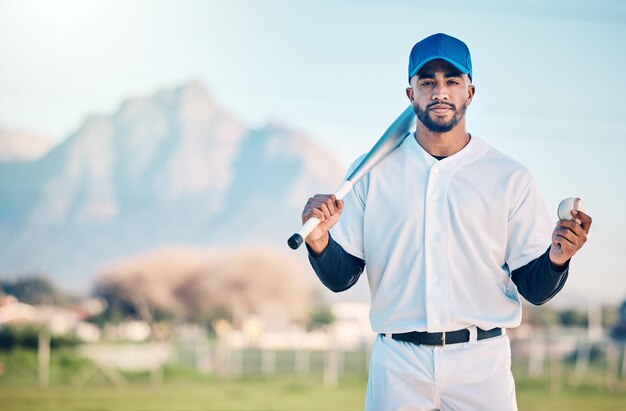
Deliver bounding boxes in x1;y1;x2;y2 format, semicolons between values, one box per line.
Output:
414;120;471;157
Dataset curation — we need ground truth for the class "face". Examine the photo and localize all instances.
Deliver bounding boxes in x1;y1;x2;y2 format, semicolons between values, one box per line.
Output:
406;60;475;133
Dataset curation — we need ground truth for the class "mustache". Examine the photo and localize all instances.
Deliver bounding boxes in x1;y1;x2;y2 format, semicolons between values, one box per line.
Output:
427;101;456;110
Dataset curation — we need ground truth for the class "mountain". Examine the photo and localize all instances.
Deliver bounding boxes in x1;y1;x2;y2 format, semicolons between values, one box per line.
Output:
0;129;54;162
0;81;345;290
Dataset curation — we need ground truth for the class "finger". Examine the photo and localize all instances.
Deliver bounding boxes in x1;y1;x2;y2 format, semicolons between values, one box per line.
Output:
552;236;576;260
553;232;577;249
555;223;587;243
302;194;342;224
311;209;326;222
311;195;337;209
306;194;332;212
553;231;587;258
556;219;585;237
303;198;328;221
303;198;320;216
330;195;344;212
572;210;592;233
553;222;576;241
324;197;337;215
312;193;334;202
315;204;339;223
553;230;576;247
323;195;343;214
302;206;324;222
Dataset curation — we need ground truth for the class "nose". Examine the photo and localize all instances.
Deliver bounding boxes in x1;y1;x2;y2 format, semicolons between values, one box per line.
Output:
432;83;449;101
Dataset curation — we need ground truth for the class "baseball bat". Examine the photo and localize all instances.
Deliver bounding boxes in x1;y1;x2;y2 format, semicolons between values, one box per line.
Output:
287;105;416;250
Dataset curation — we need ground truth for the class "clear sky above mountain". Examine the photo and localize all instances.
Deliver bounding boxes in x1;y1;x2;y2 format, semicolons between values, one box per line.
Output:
0;0;625;305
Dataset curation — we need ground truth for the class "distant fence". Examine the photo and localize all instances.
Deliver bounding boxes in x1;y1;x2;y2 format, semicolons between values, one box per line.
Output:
8;330;626;391
511;335;626;392
169;334;626;390
173;338;372;388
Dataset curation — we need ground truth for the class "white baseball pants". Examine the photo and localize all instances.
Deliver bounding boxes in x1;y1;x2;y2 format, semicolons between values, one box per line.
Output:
365;332;517;411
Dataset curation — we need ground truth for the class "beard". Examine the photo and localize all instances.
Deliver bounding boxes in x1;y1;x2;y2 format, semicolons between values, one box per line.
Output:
414;101;468;133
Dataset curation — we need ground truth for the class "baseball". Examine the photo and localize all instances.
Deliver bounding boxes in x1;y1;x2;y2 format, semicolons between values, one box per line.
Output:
557;197;586;224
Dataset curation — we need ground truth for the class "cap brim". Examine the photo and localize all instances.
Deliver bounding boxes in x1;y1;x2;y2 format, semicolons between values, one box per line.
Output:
408;56;470;82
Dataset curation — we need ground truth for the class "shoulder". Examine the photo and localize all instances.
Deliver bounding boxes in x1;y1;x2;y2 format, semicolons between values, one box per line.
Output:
473;137;533;181
347;153;368;174
476;138;527;169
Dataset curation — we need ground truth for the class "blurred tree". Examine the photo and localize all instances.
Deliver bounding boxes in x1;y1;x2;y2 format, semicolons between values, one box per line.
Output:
558;309;588;327
609;299;626;343
85;294;139;326
93;282;178;325
601;305;618;328
522;304;560;327
0;275;63;305
0;325;79;351
92;246;313;329
308;305;335;330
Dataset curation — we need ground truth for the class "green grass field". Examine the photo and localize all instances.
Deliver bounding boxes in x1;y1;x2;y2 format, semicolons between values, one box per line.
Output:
1;377;625;411
1;349;624;411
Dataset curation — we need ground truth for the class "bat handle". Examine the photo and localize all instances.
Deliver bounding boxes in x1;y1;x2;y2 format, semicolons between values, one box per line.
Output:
287;180;353;250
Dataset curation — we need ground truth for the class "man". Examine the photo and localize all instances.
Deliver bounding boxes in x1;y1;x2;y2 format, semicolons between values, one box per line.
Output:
301;33;592;411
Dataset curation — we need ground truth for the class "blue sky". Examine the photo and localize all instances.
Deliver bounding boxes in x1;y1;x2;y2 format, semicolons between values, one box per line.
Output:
1;0;625;304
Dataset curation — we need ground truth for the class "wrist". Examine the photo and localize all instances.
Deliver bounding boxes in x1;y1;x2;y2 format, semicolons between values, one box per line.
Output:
549;257;567;267
548;252;570;273
306;234;330;257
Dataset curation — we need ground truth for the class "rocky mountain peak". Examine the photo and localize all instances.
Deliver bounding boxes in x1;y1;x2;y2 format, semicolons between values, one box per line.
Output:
0;81;344;289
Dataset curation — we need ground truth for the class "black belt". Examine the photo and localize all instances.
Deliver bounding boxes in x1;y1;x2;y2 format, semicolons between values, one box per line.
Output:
382;327;502;347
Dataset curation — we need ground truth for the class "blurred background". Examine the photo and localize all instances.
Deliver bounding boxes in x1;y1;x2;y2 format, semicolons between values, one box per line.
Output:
0;0;625;410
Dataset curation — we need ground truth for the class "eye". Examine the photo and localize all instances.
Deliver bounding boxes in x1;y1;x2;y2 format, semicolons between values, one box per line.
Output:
420;80;434;87
447;79;461;86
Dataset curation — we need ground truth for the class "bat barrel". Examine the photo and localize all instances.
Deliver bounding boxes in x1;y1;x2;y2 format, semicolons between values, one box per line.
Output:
346;105;415;183
287;106;415;251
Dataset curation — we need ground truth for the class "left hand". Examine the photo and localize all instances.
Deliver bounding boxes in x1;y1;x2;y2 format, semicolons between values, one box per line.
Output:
549;210;592;267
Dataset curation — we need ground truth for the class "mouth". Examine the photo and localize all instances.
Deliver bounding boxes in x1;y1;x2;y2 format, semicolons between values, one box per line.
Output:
428;104;454;115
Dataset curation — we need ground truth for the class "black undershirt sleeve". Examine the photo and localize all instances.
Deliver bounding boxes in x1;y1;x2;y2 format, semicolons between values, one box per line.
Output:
510;248;570;305
306;234;365;293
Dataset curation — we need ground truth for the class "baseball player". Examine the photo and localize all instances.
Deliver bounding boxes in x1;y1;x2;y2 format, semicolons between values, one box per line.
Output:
301;33;592;411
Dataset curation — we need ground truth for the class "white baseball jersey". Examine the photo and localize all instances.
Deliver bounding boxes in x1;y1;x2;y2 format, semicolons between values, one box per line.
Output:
330;133;553;333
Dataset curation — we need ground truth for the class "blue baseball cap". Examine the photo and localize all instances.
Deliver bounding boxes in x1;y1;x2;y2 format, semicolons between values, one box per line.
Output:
408;33;472;83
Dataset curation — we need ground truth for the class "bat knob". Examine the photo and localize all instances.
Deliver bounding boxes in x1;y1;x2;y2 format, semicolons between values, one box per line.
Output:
287;233;304;250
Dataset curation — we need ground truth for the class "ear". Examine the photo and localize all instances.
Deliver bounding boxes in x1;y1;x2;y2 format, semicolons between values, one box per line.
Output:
466;84;476;105
406;86;414;102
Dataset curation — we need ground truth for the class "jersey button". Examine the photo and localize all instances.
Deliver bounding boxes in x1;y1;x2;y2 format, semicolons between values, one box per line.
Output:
432;168;440;175
433;318;440;324
433;276;439;283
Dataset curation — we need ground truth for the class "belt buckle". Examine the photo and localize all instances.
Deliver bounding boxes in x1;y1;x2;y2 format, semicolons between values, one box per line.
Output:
432;332;445;347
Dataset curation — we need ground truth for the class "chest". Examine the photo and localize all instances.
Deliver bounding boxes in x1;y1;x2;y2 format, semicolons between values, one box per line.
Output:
362;160;511;231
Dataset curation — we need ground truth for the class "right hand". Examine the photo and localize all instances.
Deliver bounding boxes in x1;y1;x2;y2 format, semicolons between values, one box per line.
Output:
301;194;344;254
